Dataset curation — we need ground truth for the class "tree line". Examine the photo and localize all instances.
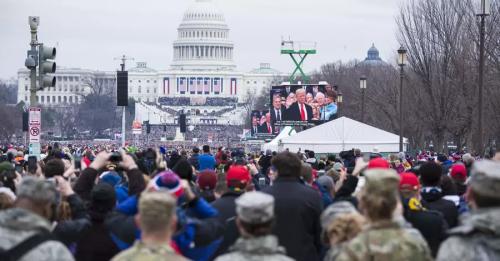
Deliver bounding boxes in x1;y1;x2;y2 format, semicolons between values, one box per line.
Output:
312;0;499;155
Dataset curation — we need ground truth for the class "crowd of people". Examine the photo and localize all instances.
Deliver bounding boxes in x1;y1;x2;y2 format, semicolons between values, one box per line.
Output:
0;143;499;261
158;97;238;107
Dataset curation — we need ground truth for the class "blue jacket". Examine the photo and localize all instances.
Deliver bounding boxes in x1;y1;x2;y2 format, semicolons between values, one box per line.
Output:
313;180;333;208
198;154;216;170
320;103;337;121
115;195;223;261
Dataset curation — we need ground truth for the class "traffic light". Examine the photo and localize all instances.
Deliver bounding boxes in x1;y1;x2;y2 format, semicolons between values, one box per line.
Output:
39;45;56;89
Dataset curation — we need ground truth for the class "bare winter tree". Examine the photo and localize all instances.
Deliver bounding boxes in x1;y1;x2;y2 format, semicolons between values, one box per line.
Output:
77;73;119;135
81;72;115;96
240;75;285;128
397;0;479;152
0;105;21;142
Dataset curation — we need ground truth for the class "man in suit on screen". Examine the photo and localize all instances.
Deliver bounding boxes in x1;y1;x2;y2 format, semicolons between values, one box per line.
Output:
285;88;313;121
258;112;274;134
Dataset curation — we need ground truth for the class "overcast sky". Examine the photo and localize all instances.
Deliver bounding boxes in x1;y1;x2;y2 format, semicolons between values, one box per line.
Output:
0;0;403;79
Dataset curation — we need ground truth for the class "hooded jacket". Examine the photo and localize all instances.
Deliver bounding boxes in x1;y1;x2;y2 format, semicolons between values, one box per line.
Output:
420;187;458;228
436;207;500;261
0;208;74;261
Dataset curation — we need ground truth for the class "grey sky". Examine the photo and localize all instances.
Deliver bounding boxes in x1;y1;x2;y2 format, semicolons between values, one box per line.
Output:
0;0;402;79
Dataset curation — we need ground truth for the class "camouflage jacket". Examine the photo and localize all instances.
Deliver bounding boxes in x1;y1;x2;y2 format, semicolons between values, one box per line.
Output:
0;208;74;261
214;235;294;261
111;240;189;261
336;220;432;261
436;207;500;261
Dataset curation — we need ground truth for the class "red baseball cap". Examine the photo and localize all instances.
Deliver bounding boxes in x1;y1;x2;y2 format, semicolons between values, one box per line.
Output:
226;166;251;188
399;172;420;191
367;157;390;169
450;164;467;181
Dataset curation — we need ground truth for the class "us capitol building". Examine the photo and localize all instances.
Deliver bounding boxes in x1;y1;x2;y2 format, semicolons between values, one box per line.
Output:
17;0;286;126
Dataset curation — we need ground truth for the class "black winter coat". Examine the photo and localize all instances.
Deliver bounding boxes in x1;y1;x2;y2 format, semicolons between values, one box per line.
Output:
53;193;89;245
263;177;323;261
421;190;459;228
57;167;146;260
210;191;243;259
404;208;448;257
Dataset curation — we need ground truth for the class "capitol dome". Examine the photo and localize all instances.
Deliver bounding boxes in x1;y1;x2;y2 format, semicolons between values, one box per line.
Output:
171;0;236;71
365;43;382;61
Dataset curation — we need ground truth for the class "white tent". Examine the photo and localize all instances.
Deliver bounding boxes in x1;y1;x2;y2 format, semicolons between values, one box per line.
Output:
279;117;408;153
261;126;297;152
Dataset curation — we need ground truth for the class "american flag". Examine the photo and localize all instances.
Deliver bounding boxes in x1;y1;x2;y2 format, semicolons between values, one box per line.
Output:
197;78;203;94
189;78;195;93
203;78;210;93
179;78;187;93
213;78;221;93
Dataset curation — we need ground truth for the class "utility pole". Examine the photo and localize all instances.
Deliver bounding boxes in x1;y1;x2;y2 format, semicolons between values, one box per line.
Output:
476;0;490;156
114;55;134;148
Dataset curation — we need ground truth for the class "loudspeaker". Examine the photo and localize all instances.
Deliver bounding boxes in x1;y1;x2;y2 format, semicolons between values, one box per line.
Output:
179;114;186;133
145;121;151;134
116;71;128;106
22;112;29;132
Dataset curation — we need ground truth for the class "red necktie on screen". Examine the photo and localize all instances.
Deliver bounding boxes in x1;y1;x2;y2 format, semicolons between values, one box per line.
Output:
267;124;271;133
300;104;306;120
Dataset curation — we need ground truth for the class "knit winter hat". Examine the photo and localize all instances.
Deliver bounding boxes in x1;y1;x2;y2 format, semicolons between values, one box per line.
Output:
99;171;122;187
150;171;184;198
450;164;467;181
197;169;217;190
91;183;116;213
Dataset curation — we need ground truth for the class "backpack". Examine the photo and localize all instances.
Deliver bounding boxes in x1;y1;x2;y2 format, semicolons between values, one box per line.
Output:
0;232;53;261
252;172;270;191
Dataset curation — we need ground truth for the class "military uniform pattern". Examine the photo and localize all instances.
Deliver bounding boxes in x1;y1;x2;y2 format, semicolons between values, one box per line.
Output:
111;241;188;261
336;221;432;261
215;235;294;261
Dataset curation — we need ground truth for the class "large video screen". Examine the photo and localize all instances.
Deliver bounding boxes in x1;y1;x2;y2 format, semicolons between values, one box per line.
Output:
269;84;337;128
249;110;276;138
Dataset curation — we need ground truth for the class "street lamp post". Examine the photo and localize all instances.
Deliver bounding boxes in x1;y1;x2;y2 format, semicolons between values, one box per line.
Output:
360;76;367;123
397;46;407;153
337;91;343;117
476;0;490;155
